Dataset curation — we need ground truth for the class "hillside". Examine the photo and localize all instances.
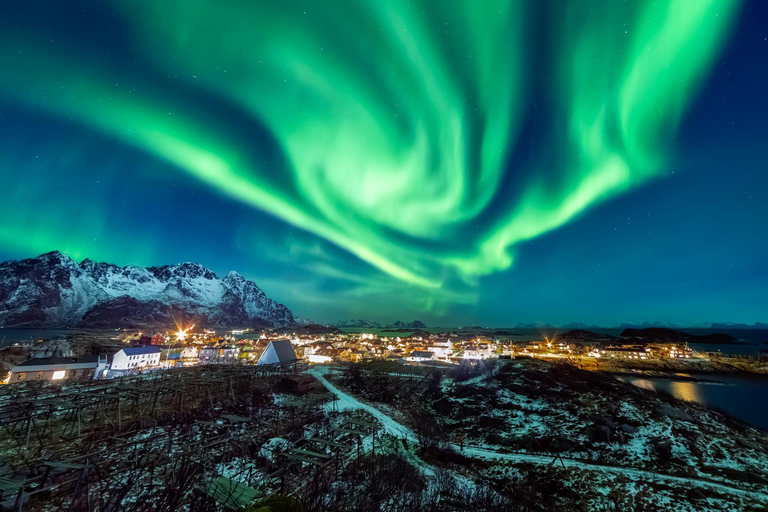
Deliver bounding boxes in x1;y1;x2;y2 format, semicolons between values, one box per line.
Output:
329;359;768;511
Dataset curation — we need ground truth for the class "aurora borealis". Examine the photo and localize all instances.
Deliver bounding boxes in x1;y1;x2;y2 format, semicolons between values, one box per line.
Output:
1;0;766;325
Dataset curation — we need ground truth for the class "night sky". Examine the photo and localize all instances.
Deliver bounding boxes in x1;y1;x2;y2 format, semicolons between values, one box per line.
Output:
0;1;765;326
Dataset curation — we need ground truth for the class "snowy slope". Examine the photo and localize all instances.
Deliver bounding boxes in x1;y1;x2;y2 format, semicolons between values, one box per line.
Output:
0;251;295;328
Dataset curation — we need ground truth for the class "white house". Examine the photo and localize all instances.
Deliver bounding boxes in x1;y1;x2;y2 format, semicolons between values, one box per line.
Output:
427;339;454;361
199;346;240;364
599;346;652;360
406;350;436;362
179;346;199;360
8;356;109;383
111;346;162;371
257;340;298;365
463;343;493;360
307;353;334;364
304;344;335;364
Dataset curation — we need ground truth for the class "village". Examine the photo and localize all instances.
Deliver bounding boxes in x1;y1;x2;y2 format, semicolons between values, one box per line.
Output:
1;326;701;385
0;327;766;511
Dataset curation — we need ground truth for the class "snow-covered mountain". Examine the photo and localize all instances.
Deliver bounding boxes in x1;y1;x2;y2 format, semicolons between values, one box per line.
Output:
0;251;295;328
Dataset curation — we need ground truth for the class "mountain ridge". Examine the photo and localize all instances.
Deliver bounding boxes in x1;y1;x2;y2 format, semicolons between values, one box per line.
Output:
0;251;295;329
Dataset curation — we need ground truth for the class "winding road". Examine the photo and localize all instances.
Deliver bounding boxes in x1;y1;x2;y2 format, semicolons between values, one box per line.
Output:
308;367;768;502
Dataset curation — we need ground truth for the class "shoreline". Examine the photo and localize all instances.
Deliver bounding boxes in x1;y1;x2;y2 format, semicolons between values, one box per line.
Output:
598;358;768;379
602;370;723;383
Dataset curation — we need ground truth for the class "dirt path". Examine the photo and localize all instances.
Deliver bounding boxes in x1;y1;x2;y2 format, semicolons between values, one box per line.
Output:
308;367;768;502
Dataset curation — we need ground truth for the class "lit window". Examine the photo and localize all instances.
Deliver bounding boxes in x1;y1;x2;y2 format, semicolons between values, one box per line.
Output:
52;370;66;380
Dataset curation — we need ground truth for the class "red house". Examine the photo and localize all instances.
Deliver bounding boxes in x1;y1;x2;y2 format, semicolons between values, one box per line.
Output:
151;333;166;345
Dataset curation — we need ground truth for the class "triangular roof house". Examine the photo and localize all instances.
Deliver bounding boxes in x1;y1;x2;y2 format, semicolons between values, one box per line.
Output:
257;339;298;365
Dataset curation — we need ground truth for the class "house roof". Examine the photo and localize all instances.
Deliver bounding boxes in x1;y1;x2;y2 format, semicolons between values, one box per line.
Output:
121;346;162;356
16;356;99;367
257;339;298;365
410;351;434;358
11;356;101;373
272;339;297;361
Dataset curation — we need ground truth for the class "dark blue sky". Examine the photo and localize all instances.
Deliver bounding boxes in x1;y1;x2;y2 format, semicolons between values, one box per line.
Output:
0;0;765;326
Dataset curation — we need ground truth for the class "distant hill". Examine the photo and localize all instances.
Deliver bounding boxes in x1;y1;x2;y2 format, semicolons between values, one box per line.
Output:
559;322;603;330
330;319;382;328
710;322;768;330
513;323;555;330
379;328;433;338
386;320;428;329
553;330;618;344
552;328;743;346
620;328;740;345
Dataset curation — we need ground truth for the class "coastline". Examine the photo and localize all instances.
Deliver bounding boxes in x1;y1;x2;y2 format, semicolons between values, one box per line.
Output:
596;356;768;377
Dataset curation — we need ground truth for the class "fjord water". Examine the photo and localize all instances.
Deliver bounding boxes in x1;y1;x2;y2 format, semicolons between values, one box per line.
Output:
617;374;768;430
0;328;79;347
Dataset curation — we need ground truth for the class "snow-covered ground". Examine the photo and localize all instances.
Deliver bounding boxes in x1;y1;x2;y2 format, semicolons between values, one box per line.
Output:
312;363;768;511
310;367;417;442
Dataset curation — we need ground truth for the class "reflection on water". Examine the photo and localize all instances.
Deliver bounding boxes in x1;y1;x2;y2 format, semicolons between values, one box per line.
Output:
618;374;768;430
629;379;656;392
620;378;703;402
620;377;705;403
669;381;702;403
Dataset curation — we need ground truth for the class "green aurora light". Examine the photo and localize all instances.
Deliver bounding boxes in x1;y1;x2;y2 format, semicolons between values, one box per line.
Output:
0;0;739;302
